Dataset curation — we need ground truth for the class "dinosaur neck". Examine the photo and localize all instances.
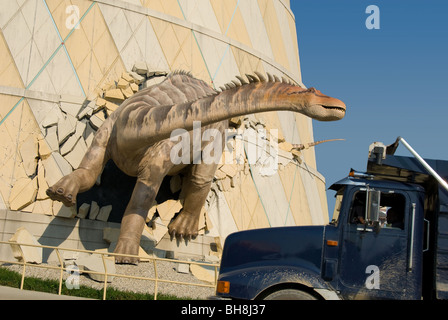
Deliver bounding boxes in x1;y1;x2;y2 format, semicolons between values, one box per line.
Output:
150;81;298;141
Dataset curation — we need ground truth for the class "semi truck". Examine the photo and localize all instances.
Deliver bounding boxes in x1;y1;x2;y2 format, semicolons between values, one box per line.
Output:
213;137;448;300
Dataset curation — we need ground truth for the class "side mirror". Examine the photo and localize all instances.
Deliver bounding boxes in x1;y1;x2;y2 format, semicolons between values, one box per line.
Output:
366;189;381;223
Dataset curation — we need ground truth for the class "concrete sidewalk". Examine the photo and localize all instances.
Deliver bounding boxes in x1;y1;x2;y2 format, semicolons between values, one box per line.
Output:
0;285;94;300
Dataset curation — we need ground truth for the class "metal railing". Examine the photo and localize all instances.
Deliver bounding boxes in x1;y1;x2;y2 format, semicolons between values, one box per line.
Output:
0;240;219;300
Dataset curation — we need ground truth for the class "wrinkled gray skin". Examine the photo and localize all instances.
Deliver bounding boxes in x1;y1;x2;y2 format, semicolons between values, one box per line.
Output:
47;71;346;264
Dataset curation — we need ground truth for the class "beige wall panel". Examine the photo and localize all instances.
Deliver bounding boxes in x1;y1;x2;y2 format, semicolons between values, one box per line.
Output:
317;178;329;224
0;1;20;30
92;19;126;84
299;169;326;225
193;32;240;88
210;0;252;48
100;6;134;54
222;177;251;231
44;0;74;40
115;15;170;72
76;51;104;98
247;163;295;227
278;164;313;226
70;0;96;18
248;198;271;230
32;17;60;67
178;0;221;34
64;25;91;70
0;97;39;205
0;31;24;88
79;4;108;47
230;47;264;77
44;46;84;97
149;17;185;68
3;16;42;88
237;0;274;61
272;0;300;80
141;0;185;20
207;188;239;246
295;115;317;168
257;0;290;71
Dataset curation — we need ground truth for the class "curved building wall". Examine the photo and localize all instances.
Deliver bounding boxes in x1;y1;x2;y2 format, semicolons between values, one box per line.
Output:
0;0;328;251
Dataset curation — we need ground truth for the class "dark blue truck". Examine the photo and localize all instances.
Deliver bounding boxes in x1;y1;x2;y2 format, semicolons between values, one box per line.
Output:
214;138;448;300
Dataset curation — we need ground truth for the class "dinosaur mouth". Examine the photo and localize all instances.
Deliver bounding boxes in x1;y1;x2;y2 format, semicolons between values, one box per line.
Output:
319;105;346;120
308;103;346;121
324;106;346;113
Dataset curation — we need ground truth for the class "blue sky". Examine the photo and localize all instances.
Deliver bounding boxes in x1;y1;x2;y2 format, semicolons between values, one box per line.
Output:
291;1;448;218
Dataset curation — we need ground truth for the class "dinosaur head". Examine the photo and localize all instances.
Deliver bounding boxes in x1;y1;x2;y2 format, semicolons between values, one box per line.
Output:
287;87;346;121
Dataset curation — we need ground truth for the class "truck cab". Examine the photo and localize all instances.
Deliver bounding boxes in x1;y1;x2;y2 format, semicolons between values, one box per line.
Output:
214;140;448;300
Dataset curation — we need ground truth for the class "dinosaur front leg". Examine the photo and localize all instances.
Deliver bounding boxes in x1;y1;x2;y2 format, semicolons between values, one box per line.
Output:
169;162;218;240
46;125;111;206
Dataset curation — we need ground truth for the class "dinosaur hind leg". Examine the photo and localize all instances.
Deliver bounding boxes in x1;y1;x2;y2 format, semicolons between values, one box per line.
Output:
114;141;174;264
46;124;111;207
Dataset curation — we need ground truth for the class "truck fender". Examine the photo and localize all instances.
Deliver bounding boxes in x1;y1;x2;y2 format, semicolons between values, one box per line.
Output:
224;265;335;300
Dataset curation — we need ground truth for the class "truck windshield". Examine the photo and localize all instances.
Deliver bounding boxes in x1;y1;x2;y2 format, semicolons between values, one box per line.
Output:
330;187;345;225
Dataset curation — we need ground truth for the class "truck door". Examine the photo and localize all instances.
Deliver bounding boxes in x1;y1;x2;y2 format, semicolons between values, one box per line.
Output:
338;188;415;299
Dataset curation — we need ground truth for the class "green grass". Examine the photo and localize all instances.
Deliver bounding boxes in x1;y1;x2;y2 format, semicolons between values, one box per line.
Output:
0;266;189;300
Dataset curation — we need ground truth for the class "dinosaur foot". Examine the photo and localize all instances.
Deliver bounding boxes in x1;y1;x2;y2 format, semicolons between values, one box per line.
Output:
114;238;140;265
46;173;82;207
168;209;199;241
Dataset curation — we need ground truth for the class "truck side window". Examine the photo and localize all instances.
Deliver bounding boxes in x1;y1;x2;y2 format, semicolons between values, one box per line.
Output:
350;191;366;224
349;190;406;230
382;203;405;229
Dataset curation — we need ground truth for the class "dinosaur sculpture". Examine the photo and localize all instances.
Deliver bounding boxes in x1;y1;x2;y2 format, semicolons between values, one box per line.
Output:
46;71;346;264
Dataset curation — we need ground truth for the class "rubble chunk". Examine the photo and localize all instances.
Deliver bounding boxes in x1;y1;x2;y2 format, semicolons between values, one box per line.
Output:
104;88;124;101
132;61;148;75
77;203;91;219
157;199;182;225
190;263;216;284
9;227;42;264
121;72;134;83
96;205;112;222
129;71;144;84
53;201;77;218
89;201;100;220
75;255;116;282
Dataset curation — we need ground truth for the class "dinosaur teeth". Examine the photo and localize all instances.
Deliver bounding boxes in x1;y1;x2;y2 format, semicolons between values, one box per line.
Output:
324;106;346;113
